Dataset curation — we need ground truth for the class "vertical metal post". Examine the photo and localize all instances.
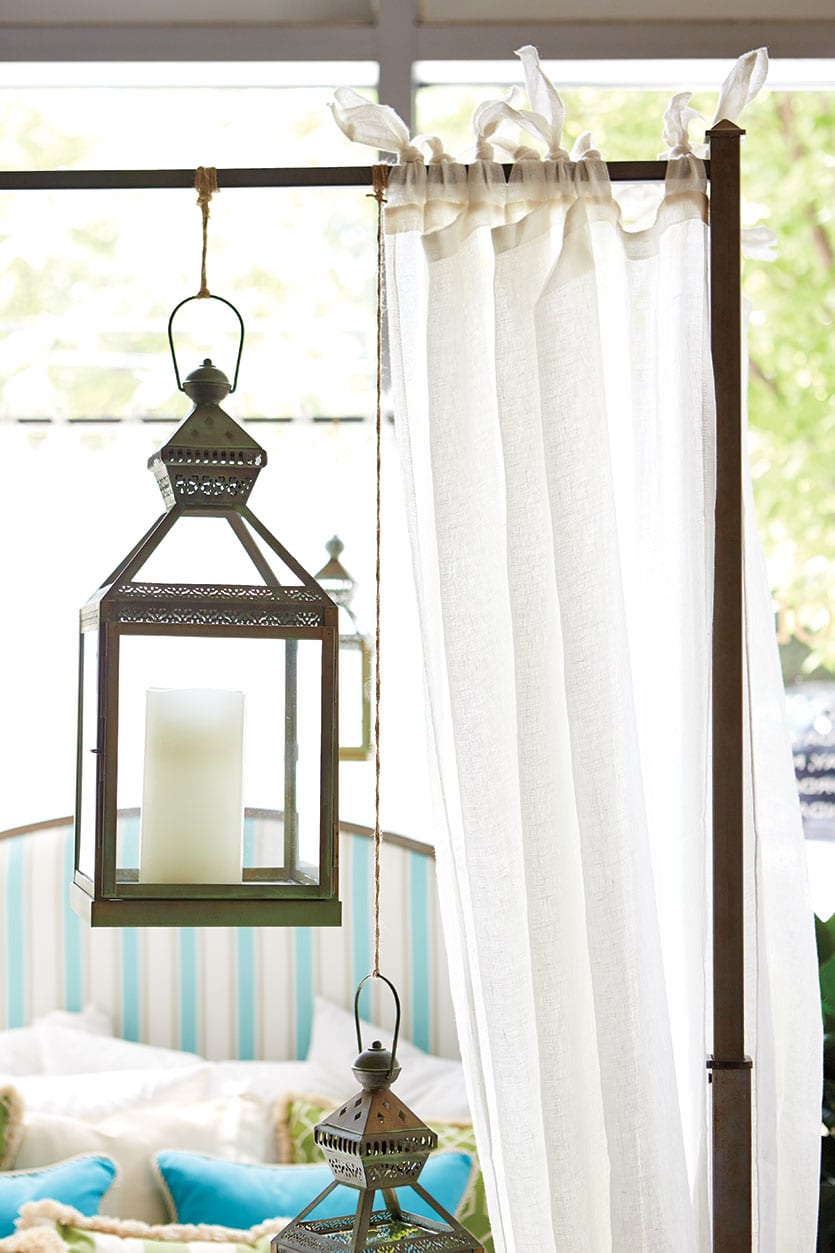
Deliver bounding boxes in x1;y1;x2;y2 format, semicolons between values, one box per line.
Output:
284;638;299;880
706;118;753;1252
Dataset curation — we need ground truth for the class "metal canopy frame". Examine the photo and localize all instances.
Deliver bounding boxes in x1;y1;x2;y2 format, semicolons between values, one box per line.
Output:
2;147;749;1247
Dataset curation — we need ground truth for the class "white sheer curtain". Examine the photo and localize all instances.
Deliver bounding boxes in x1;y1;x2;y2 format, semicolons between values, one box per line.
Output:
334;48;821;1251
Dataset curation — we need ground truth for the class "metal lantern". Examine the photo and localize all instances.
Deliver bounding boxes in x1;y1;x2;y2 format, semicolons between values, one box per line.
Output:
273;976;482;1253
315;537;373;762
73;295;341;928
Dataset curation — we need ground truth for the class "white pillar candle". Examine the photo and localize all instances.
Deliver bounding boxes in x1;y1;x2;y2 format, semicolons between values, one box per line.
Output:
139;688;244;884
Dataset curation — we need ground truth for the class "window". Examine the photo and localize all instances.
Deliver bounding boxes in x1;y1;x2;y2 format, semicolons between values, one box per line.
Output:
0;63;433;842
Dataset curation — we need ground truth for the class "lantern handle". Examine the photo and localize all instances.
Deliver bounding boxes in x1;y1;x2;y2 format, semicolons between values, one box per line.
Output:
167;293;245;395
354;973;401;1072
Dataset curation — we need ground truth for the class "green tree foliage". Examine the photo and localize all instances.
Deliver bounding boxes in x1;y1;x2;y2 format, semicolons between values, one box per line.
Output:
0;87;377;424
742;92;835;675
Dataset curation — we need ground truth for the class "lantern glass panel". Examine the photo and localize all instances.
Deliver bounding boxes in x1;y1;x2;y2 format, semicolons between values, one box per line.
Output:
113;633;323;888
77;628;99;883
339;638;366;749
340;644;361;745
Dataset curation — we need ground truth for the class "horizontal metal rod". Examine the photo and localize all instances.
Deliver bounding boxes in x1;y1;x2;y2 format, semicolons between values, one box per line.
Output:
13;414;375;425
0;160;705;192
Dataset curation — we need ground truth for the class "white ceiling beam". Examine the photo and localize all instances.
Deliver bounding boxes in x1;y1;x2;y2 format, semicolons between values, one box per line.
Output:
0;17;832;62
0;24;378;60
415;20;835;60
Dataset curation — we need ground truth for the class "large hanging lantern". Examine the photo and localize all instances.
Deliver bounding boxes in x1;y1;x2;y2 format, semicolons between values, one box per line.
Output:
315;537;373;762
72;296;341;927
273;977;481;1252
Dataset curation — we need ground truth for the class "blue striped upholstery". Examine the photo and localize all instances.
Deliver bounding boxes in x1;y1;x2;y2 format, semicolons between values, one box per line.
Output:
0;823;458;1061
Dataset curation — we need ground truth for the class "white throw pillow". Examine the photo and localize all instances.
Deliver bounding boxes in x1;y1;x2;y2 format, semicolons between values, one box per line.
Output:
35;1006;113;1037
13;1095;272;1225
306;998;470;1122
11;1065;214;1121
0;1029;42;1077
35;1025;203;1075
212;1060;339;1105
0;1008;111;1078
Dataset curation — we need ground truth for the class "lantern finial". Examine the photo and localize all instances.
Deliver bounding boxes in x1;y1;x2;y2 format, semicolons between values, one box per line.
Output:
182;357;231;404
315;535;356;610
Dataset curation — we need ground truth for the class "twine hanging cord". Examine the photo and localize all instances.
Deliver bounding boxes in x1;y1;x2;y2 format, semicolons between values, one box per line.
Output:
195;166;218;298
368;163;389;979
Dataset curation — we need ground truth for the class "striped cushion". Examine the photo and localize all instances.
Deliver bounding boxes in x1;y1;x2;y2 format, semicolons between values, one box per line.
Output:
13;1199;287;1253
0;823;457;1061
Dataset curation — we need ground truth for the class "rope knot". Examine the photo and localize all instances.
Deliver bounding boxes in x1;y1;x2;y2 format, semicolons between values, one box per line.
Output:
194;166;218;298
368;163;390;206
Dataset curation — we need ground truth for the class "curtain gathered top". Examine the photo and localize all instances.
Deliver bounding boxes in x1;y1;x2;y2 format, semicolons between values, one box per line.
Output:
331;45;768;195
330;46;773;258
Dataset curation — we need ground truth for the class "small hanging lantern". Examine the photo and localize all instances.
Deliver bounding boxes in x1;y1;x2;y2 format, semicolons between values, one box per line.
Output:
273;976;482;1252
315;537;373;762
72;294;341;927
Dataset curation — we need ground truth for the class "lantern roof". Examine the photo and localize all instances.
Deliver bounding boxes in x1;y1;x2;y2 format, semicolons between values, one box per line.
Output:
159;407;264;453
318;1085;436;1146
148;359;267;512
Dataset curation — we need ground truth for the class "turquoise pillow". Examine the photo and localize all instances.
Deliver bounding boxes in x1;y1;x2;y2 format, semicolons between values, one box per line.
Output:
156;1150;473;1229
0;1154;117;1238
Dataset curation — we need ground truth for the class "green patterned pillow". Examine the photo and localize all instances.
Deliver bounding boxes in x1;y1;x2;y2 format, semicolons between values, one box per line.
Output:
0;1085;23;1170
13;1199;287;1253
275;1093;493;1253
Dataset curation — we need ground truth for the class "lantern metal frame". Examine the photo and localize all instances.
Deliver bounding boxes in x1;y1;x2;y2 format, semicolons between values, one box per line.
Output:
73;300;341;928
273;976;482;1253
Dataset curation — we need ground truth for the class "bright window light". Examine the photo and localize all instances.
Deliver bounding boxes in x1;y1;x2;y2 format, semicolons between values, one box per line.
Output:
0;61;378;89
417;58;835;90
0;62;437;843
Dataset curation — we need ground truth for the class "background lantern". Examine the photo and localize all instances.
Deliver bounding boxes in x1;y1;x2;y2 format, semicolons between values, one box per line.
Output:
73;295;341;927
315;537;373;762
272;976;482;1253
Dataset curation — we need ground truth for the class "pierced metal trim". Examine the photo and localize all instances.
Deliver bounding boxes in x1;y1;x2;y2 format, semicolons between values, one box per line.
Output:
157;476;175;510
172;471;255;500
274;1213;479;1252
164;448;264;467
366;1160;423;1184
116;583;327;603
316;1130;437;1157
116;605;323;627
